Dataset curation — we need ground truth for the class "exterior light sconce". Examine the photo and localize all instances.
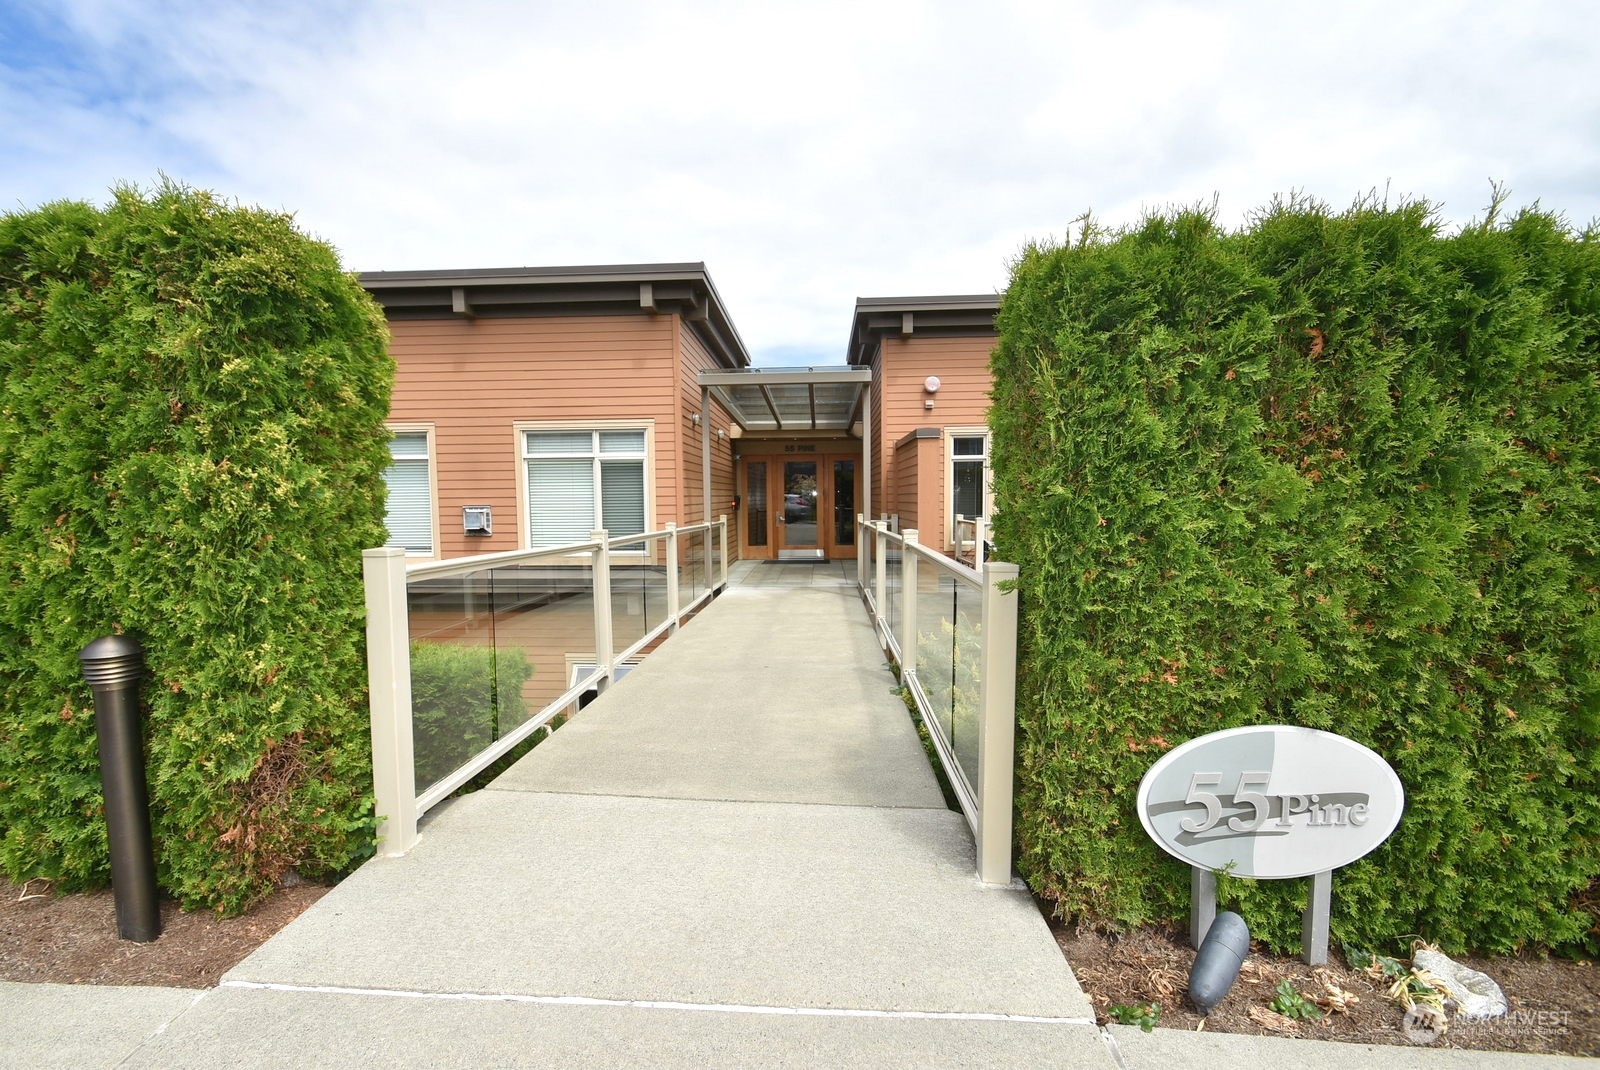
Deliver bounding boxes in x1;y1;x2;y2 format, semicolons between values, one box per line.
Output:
690;412;702;426
715;428;727;440
924;375;940;410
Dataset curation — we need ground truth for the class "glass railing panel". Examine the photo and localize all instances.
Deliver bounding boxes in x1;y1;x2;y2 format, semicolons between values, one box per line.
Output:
405;567;500;795
950;576;985;793
681;529;707;607
915;566;958;753
609;536;660;654
484;563;597;723
883;543;902;644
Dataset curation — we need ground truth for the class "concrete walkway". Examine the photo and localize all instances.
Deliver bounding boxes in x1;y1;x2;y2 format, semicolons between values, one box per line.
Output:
4;568;1588;1068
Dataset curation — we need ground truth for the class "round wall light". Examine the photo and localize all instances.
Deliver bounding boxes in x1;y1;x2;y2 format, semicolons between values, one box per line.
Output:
924;375;941;393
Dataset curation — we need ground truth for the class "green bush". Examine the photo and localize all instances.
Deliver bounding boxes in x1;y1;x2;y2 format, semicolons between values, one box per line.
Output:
992;195;1600;954
409;640;533;790
0;180;394;912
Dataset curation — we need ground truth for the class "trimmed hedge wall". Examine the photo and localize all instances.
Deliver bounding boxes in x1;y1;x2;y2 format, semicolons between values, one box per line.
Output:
991;197;1600;954
0;182;394;912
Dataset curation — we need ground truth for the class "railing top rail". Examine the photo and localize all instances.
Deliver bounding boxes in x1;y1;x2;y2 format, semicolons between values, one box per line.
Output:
868;521;983;587
405;518;726;582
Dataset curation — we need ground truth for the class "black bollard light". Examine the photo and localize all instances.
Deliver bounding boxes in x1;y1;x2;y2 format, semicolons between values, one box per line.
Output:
1188;910;1250;1015
79;634;161;942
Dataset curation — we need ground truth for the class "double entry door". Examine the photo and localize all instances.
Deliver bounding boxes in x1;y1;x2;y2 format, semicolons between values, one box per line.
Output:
743;455;858;560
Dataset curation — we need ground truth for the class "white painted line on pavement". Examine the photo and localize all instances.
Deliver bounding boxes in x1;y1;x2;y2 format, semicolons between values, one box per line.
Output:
219;979;1096;1026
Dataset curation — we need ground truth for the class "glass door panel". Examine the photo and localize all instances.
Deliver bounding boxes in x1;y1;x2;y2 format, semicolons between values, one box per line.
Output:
832;459;856;546
745;462;768;548
779;461;820;557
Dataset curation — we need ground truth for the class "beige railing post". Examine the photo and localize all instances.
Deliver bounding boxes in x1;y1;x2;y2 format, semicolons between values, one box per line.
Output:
974;516;988;568
898;529;920;679
363;547;418;857
977;561;1020;886
591;530;614;694
856;513;867;592
665;523;680;632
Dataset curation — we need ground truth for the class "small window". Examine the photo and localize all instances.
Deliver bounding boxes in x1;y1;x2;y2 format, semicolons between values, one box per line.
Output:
384;429;435;555
947;429;992;549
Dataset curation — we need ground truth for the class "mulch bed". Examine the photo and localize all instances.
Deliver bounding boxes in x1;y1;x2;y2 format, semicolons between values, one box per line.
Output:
1052;919;1599;1057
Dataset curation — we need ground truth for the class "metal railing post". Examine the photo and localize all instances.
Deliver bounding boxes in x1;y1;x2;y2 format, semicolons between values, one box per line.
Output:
665;523;680;632
363;547;418;857
898;529;920;681
591;530;614;693
977;560;1019;886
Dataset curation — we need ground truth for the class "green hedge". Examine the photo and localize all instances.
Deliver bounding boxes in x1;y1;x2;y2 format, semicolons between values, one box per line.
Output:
0;181;394;912
991;195;1600;954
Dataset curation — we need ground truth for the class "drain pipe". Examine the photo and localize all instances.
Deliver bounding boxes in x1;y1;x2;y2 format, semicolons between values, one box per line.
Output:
79;635;161;942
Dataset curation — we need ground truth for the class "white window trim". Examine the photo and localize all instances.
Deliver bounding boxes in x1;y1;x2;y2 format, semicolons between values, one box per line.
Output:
513;420;656;554
384;422;440;559
944;426;993;550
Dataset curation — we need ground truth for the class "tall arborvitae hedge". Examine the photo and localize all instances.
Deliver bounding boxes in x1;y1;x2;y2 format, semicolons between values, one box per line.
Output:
0;182;393;912
992;196;1600;955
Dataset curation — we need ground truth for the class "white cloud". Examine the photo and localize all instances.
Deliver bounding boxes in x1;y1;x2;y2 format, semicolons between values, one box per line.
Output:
4;0;1599;362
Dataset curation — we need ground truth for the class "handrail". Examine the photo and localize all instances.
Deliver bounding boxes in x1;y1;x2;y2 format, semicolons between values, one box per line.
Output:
855;515;1018;886
364;516;728;855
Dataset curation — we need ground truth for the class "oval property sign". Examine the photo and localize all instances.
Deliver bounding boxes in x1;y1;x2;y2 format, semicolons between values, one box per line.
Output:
1136;725;1404;879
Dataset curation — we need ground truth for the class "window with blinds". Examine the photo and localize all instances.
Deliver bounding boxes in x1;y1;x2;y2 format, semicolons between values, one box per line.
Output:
949;431;991;539
383;430;434;554
524;428;648;548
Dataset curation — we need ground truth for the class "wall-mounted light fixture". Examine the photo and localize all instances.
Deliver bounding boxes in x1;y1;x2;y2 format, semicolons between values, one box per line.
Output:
924;375;940;410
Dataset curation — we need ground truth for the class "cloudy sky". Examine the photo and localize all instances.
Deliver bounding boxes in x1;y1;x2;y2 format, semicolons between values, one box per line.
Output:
3;1;1598;364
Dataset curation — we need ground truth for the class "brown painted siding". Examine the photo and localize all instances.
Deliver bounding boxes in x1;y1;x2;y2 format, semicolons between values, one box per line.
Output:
388;313;679;558
867;333;996;548
675;324;738;531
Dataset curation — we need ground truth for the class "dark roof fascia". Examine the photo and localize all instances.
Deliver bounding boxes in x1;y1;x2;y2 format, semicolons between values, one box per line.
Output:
846;294;1001;367
358;263;751;369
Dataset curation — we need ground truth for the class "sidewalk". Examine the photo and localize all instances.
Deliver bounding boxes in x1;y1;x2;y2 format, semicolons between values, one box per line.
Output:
3;573;1588;1068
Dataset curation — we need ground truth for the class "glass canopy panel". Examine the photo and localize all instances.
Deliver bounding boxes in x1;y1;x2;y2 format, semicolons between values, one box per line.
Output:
700;369;870;433
763;384;813;429
724;385;781;430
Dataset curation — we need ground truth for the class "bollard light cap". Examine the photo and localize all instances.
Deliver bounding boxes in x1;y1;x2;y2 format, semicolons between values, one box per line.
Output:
79;634;146;687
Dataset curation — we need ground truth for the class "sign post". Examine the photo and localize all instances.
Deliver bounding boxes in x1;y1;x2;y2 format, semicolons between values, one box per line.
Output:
1137;726;1404;965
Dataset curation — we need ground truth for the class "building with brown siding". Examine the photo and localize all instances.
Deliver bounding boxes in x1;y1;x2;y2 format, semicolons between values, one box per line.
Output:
846;295;1002;552
361;264;744;561
362;266;1001;565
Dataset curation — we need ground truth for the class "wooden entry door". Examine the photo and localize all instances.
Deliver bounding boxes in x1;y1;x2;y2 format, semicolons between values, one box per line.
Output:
778;460;821;559
740;454;859;561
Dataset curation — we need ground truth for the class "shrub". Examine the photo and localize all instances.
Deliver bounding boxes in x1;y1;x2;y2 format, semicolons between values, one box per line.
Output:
0;180;394;912
992;195;1600;954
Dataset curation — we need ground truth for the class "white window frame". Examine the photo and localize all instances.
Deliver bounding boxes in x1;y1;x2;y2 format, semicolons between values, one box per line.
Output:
514;420;655;553
945;426;993;549
383;423;440;558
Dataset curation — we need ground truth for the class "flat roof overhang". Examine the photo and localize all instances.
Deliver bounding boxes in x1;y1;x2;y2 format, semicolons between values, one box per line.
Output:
846;294;1001;367
698;367;871;434
360;262;752;369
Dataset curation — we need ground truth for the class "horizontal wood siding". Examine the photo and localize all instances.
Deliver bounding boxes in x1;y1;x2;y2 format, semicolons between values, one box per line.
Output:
388;314;679;558
676;325;738;534
866;333;995;532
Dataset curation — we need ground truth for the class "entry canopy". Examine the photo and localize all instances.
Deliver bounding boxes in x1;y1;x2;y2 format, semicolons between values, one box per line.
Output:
699;367;871;433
